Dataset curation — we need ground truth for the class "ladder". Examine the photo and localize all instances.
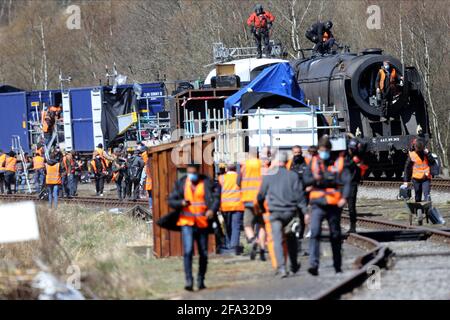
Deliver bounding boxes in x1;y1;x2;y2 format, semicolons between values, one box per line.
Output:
11;135;32;194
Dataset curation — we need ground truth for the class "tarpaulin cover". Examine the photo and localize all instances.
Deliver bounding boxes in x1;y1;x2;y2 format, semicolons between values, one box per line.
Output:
101;87;136;146
224;62;307;117
0;85;23;93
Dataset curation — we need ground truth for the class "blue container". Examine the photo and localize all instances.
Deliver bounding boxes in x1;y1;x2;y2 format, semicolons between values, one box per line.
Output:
139;82;165;115
0;91;29;152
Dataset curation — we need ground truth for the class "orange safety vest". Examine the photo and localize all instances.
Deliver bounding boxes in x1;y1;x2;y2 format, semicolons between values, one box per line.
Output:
33;156;45;170
145;164;152;191
286;159;293;170
0;153;6;170
378;68;397;91
219;172;244;212
322;31;330;42
90;159;106;174
46;163;61;185
5;156;17;172
177;178;209;228
409;151;430;180
305;154;315;166
36;147;44;156
240;158;262;203
309;156;344;205
142;151;148;164
41;110;50;133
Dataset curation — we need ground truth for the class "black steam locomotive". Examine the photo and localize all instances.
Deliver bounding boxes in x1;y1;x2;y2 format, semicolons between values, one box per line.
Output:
292;48;430;179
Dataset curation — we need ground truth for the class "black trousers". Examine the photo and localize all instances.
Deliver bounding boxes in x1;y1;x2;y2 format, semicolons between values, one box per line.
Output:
115;174;124;200
0;172;4;193
253;29;270;55
413;178;431;202
309;204;342;270
95;175;105;194
270;210;299;272
313;38;335;54
4;171;15;194
348;183;358;224
131;178;140;200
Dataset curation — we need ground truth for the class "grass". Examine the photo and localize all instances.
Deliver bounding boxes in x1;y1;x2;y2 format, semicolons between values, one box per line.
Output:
0;203;272;299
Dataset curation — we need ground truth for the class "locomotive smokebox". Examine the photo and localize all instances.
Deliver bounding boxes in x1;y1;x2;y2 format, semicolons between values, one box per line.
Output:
294;49;403;117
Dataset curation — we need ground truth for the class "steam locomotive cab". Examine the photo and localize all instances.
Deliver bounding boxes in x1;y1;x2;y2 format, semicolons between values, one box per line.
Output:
293;48;430;178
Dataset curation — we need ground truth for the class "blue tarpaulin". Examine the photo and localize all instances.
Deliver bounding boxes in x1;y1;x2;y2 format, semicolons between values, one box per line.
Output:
224;62;308;117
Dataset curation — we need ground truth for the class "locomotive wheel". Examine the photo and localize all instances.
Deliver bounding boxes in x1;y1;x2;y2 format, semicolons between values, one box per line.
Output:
384;170;395;179
373;170;383;179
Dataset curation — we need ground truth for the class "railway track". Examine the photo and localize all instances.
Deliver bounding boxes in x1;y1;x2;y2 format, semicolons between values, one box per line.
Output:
0;193;149;208
361;178;450;191
316;216;450;299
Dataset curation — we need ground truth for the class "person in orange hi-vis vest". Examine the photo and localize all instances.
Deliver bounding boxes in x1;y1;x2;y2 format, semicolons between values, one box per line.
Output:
4;151;17;194
45;158;63;209
218;164;244;254
303;136;352;276
403;138;435;203
33;151;46;193
238;147;265;261
0;149;6;194
257;152;305;278
168;163;220;292
375;61;403;120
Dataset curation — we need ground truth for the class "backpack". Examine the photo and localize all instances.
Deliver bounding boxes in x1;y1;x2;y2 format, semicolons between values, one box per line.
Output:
429;153;440;177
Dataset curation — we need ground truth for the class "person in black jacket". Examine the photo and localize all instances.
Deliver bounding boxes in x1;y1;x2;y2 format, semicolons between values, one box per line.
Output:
257;152;305;278
128;149;144;201
306;20;335;54
168;163;220;291
344;138;367;233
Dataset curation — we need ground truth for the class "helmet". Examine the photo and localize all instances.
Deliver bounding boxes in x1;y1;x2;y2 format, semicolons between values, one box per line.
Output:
324;20;333;30
254;4;263;14
348;139;359;151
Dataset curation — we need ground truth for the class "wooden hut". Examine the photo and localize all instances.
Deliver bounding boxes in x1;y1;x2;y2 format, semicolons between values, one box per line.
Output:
149;133;217;258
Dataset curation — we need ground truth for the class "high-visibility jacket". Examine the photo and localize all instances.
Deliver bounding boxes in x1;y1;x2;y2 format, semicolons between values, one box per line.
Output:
36;147;44;156
323;31;330;42
33;156;45;170
409;151;430;180
240;158;262;203
142;151;148;164
378;68;398;91
309;156;345;205
62;155;75;174
5;156;17;172
90;159;107;174
286;159;292;170
247;11;275;29
219;172;244;212
305;154;315;166
46;163;61;185
0;153;6;170
145;164;152;191
177;178;208;228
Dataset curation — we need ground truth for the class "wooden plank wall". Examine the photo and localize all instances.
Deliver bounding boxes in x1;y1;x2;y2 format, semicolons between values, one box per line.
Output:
150;134;217;258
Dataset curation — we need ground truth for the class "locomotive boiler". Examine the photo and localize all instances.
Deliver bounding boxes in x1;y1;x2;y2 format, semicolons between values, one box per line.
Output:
292;48;430;179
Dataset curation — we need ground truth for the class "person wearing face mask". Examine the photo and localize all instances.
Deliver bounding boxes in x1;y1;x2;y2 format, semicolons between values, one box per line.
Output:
168;163;220;291
403;138;435;203
303;136;351;276
376;60;403;121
